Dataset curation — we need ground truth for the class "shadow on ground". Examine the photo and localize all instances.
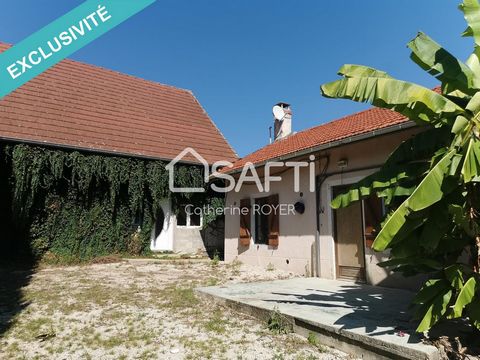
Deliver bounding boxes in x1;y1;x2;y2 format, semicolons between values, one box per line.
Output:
267;284;480;357
0;261;35;337
268;284;419;340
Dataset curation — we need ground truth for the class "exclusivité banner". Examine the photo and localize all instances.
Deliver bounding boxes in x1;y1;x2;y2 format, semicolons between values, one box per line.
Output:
0;0;155;99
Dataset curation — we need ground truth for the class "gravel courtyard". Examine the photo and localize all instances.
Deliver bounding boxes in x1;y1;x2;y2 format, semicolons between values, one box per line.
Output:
0;259;353;360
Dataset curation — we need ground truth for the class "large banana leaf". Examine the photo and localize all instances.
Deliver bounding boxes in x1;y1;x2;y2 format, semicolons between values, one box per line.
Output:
337;64;392;78
461;138;480;182
417;289;452;332
372;150;455;251
331;163;425;209
322;0;480;334
332;127;450;208
419;203;450;251
413;279;450;305
407;32;478;94
445;265;465;290
460;0;480;84
466;90;480;112
453;277;478;317
468;299;480;330
460;0;480;46
467;47;480;77
321;69;464;124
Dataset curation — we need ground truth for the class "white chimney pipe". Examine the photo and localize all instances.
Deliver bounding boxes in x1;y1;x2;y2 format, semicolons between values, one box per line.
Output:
273;102;292;141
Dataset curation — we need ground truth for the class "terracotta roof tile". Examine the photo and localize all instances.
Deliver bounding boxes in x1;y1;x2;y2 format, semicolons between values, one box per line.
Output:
0;42;237;164
227;107;410;172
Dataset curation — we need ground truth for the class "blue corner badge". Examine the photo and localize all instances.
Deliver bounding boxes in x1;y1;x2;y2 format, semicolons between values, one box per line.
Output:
0;0;155;99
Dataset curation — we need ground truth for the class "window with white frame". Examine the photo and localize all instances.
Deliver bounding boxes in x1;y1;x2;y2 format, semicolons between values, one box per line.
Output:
176;205;202;227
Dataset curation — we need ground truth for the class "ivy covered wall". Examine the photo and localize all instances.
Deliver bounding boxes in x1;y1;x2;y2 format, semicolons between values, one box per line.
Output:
0;142;217;263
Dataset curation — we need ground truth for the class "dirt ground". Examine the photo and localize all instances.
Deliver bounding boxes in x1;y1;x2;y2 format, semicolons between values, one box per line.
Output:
0;258;353;360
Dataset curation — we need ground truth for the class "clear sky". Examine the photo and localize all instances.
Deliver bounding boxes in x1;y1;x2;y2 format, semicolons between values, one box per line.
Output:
0;1;472;157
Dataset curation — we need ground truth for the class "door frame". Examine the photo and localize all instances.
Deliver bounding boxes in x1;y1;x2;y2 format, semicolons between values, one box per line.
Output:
326;174;371;282
332;184;366;281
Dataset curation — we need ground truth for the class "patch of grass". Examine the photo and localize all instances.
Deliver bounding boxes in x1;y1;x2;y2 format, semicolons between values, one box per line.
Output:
89;255;123;264
211;250;220;267
203;309;229;334
181;337;227;359
307;332;317;346
163;285;199;309
1;261;330;359
227;258;242;273
296;354;319;360
306;331;328;353
204;277;220;286
14;316;55;341
267;308;293;335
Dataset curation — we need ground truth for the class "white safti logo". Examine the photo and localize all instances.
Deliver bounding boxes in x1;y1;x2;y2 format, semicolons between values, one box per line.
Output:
165;148;210;193
166;147;316;194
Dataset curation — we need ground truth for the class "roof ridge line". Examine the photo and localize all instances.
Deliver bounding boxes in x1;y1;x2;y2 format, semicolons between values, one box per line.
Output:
0;41;192;94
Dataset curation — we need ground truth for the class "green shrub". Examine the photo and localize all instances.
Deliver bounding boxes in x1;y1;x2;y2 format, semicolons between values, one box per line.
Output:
267;308;293;334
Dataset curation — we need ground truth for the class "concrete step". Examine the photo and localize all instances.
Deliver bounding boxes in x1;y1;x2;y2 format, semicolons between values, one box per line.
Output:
196;277;441;360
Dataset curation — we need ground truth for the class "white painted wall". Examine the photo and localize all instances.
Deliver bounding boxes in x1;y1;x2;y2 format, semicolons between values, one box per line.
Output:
225;165;317;275
150;198;174;252
149;198;208;255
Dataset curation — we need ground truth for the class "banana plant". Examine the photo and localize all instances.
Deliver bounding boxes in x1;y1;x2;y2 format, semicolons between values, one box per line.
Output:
321;0;480;333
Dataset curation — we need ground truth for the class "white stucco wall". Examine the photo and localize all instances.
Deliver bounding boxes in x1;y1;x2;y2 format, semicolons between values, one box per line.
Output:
150;199;174;252
150;198;207;255
225;165;317;275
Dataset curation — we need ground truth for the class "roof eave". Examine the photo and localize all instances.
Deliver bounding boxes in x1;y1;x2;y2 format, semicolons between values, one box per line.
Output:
0;136;210;166
223;120;416;175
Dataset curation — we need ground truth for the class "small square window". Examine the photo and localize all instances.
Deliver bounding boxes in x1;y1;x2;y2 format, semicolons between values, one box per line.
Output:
190;212;201;226
177;204;202;227
177;209;187;226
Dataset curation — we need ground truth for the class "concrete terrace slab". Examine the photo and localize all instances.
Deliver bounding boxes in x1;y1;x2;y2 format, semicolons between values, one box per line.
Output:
197;278;441;360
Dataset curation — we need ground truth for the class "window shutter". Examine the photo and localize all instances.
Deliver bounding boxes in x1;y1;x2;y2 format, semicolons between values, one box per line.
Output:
239;198;251;246
268;194;279;247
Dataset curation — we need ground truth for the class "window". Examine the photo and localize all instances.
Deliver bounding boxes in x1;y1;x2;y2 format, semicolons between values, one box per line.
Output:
190;212;202;226
363;195;385;248
249;194;279;247
177;205;202;227
239;195;279;247
177;209;187;226
254;196;270;244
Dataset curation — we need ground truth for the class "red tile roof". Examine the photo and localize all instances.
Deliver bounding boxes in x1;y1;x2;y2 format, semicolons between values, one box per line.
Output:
0;43;237;164
226;107;411;172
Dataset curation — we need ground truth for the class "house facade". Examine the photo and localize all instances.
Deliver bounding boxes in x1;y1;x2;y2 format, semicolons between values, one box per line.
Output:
223;104;423;289
0;42;237;256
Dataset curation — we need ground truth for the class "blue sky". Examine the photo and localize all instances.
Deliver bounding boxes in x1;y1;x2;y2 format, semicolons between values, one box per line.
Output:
0;1;472;157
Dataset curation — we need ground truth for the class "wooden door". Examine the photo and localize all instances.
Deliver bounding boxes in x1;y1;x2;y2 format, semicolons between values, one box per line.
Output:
333;186;366;281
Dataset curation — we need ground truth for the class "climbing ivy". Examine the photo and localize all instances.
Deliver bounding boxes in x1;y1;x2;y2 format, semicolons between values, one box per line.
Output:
1;143;220;262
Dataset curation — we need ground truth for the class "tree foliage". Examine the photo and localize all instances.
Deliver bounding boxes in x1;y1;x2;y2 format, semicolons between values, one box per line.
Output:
1;143;219;262
321;0;480;332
